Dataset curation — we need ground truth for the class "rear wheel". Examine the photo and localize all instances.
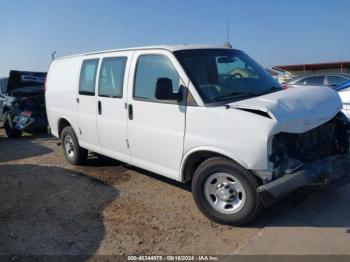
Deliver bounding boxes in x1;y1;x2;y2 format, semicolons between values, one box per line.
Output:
192;157;262;226
4;113;22;138
61;126;87;165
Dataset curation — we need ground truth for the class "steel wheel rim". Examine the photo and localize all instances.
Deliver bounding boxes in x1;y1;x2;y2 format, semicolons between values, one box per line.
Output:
64;135;75;158
204;172;246;214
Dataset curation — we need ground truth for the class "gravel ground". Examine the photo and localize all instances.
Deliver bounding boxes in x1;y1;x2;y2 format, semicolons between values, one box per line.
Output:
0;127;307;256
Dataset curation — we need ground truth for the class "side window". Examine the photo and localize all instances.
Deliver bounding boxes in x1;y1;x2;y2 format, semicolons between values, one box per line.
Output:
327;76;348;86
134;55;180;102
98;57;127;98
296;78;306;85
79;59;99;95
305;76;324;85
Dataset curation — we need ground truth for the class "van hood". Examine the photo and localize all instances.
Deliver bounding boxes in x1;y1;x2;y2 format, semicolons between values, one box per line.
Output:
229;86;342;133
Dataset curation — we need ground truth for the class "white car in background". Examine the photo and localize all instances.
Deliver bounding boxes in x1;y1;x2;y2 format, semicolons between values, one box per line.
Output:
335;80;350;119
287;74;350;88
46;45;350;225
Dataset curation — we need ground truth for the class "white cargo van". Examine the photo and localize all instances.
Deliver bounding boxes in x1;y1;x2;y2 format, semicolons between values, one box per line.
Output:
46;45;350;225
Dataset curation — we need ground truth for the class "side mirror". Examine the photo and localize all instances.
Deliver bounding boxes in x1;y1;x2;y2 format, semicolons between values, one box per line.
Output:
155;78;182;101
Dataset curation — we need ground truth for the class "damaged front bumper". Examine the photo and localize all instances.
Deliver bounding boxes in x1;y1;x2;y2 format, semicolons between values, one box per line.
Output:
258;154;350;207
13;112;48;132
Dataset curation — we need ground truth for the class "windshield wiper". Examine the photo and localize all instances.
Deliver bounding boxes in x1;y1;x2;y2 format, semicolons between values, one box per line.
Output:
212;92;259;102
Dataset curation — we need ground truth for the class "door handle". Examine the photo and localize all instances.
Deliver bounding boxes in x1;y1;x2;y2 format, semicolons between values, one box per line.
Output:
98;101;102;115
128;104;133;120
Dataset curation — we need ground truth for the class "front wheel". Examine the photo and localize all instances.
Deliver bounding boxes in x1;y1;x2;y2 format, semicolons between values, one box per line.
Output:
4;113;22;138
61;126;88;165
192;157;262;226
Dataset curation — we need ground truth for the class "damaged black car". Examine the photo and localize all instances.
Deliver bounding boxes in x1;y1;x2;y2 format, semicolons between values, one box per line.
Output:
0;70;47;138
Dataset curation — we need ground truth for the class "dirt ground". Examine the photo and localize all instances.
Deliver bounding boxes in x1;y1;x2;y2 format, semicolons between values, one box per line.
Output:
0;127;313;256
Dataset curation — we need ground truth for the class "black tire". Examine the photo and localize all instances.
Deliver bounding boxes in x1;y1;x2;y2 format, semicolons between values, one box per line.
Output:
61;126;88;165
192;157;262;226
4;114;22;138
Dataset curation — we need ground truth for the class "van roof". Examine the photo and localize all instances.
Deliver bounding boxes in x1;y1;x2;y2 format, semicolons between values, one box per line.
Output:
56;44;233;60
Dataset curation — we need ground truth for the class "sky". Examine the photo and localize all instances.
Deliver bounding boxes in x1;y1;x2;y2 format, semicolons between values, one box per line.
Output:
0;0;349;77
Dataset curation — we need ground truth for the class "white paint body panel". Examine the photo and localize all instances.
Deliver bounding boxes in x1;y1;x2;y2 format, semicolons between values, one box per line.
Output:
95;51;133;163
46;45;343;183
289;84;350;120
126;50;189;180
45;57;81;138
230;86;342;133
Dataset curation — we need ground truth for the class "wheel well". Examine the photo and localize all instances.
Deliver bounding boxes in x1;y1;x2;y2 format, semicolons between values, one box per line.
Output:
182;150;263;185
58;118;71;138
182;151;226;183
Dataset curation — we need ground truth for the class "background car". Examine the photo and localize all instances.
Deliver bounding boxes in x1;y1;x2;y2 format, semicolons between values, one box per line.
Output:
0;70;47;138
334;79;350;92
286;73;350;89
0;78;9;120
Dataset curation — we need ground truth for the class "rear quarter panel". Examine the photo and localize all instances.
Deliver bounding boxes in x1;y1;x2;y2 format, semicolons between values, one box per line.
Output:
46;56;82;137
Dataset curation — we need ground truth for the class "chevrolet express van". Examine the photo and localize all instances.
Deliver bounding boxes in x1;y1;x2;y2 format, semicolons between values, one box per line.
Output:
46;45;350;225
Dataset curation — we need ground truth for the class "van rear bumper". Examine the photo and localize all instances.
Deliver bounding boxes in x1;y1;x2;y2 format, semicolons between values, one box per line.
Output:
258;154;350;207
